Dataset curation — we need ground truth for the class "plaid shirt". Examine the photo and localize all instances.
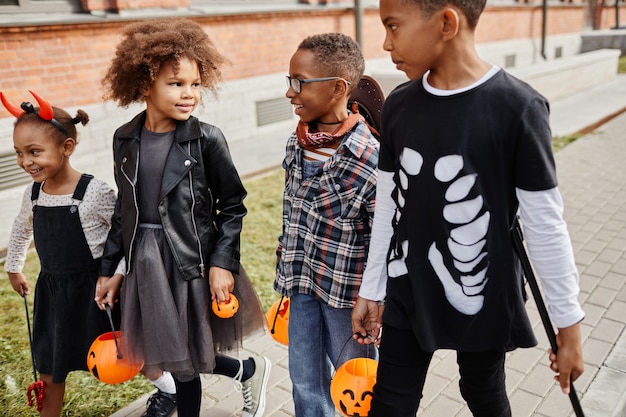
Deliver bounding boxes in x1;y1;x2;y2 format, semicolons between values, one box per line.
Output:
275;119;379;308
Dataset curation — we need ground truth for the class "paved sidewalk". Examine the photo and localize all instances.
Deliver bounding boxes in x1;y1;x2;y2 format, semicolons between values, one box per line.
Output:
111;75;626;416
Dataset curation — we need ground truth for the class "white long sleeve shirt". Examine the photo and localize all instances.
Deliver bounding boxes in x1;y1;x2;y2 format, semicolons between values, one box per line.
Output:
358;170;584;329
5;178;125;275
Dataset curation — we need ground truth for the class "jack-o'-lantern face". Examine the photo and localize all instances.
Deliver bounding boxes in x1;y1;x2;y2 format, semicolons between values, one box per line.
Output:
87;331;143;384
338;388;374;416
330;357;378;417
212;293;239;318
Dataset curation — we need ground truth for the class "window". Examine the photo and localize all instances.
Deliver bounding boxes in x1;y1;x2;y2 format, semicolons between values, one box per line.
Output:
0;152;30;191
0;0;82;14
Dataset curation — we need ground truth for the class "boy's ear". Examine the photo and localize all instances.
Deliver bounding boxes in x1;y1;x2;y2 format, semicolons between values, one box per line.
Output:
441;7;460;40
333;78;349;97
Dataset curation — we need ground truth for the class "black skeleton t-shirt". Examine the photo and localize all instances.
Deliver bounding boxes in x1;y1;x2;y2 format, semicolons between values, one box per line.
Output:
379;69;557;352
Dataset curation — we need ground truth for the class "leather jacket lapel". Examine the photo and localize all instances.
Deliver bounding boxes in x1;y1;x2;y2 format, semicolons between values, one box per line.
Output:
160;141;196;200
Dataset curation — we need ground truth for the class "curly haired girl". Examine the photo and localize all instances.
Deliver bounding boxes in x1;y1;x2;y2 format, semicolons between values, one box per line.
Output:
96;18;270;417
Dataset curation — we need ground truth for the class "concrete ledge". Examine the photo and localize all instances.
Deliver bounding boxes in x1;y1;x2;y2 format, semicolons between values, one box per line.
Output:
508;48;621;102
549;74;626;137
581;29;626;56
367;49;621;104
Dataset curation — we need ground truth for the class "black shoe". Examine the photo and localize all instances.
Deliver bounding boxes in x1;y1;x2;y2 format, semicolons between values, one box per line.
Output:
141;389;177;417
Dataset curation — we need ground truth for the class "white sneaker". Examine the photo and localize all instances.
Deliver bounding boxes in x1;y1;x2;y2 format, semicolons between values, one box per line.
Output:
240;356;271;417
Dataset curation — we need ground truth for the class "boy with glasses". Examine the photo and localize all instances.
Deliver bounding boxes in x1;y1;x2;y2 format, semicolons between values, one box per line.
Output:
274;32;380;417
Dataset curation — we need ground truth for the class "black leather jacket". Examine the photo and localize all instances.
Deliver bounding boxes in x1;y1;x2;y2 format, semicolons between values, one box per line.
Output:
99;112;247;280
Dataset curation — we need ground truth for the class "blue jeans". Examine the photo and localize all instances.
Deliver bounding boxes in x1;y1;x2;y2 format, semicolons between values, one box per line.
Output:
288;294;378;417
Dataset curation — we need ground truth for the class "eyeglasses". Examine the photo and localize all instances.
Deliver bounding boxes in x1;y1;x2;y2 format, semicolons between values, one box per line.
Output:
286;76;351;94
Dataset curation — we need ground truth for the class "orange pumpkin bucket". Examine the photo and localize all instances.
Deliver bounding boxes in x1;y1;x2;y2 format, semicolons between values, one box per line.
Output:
87;331;143;384
265;297;289;345
211;293;239;318
331;357;378;417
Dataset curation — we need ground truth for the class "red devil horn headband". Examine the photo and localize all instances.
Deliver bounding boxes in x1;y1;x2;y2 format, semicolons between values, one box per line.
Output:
0;90;69;137
0;91;24;118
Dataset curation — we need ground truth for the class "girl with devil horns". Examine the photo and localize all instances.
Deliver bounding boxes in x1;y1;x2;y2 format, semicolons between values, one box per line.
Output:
2;91;127;416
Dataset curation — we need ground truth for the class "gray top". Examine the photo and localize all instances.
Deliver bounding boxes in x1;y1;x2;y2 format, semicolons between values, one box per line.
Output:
138;128;174;224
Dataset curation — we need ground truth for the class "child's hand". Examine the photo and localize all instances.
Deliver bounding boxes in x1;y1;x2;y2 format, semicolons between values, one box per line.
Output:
8;272;30;296
275;244;282;267
94;274;123;310
352;296;383;346
548;322;584;395
209;266;235;304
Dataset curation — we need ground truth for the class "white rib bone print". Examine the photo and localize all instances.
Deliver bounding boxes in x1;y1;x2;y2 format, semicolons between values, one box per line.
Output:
389;151;490;315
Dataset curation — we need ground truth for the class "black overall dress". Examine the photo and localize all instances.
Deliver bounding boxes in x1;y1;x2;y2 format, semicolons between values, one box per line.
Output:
31;174;119;383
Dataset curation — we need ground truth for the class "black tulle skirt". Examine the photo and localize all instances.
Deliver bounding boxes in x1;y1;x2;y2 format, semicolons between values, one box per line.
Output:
119;226;265;382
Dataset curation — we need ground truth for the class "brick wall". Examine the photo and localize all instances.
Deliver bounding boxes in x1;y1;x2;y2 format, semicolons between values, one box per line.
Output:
595;3;626;29
476;5;587;44
0;3;601;118
0;22;128;114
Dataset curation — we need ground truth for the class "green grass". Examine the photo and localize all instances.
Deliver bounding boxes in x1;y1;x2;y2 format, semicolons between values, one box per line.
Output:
0;251;157;416
619;54;626;73
0;168;284;416
240;169;285;311
552;132;584;152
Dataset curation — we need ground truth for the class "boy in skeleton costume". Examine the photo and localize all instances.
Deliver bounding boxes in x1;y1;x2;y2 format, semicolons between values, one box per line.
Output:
351;0;585;415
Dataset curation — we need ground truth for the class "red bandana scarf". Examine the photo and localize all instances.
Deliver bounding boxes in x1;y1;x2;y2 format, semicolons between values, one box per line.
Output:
296;113;363;149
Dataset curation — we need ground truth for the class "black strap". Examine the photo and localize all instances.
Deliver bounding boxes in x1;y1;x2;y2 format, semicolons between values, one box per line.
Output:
511;215;585;417
30;174;94;202
30;182;42;201
72;174;94;201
